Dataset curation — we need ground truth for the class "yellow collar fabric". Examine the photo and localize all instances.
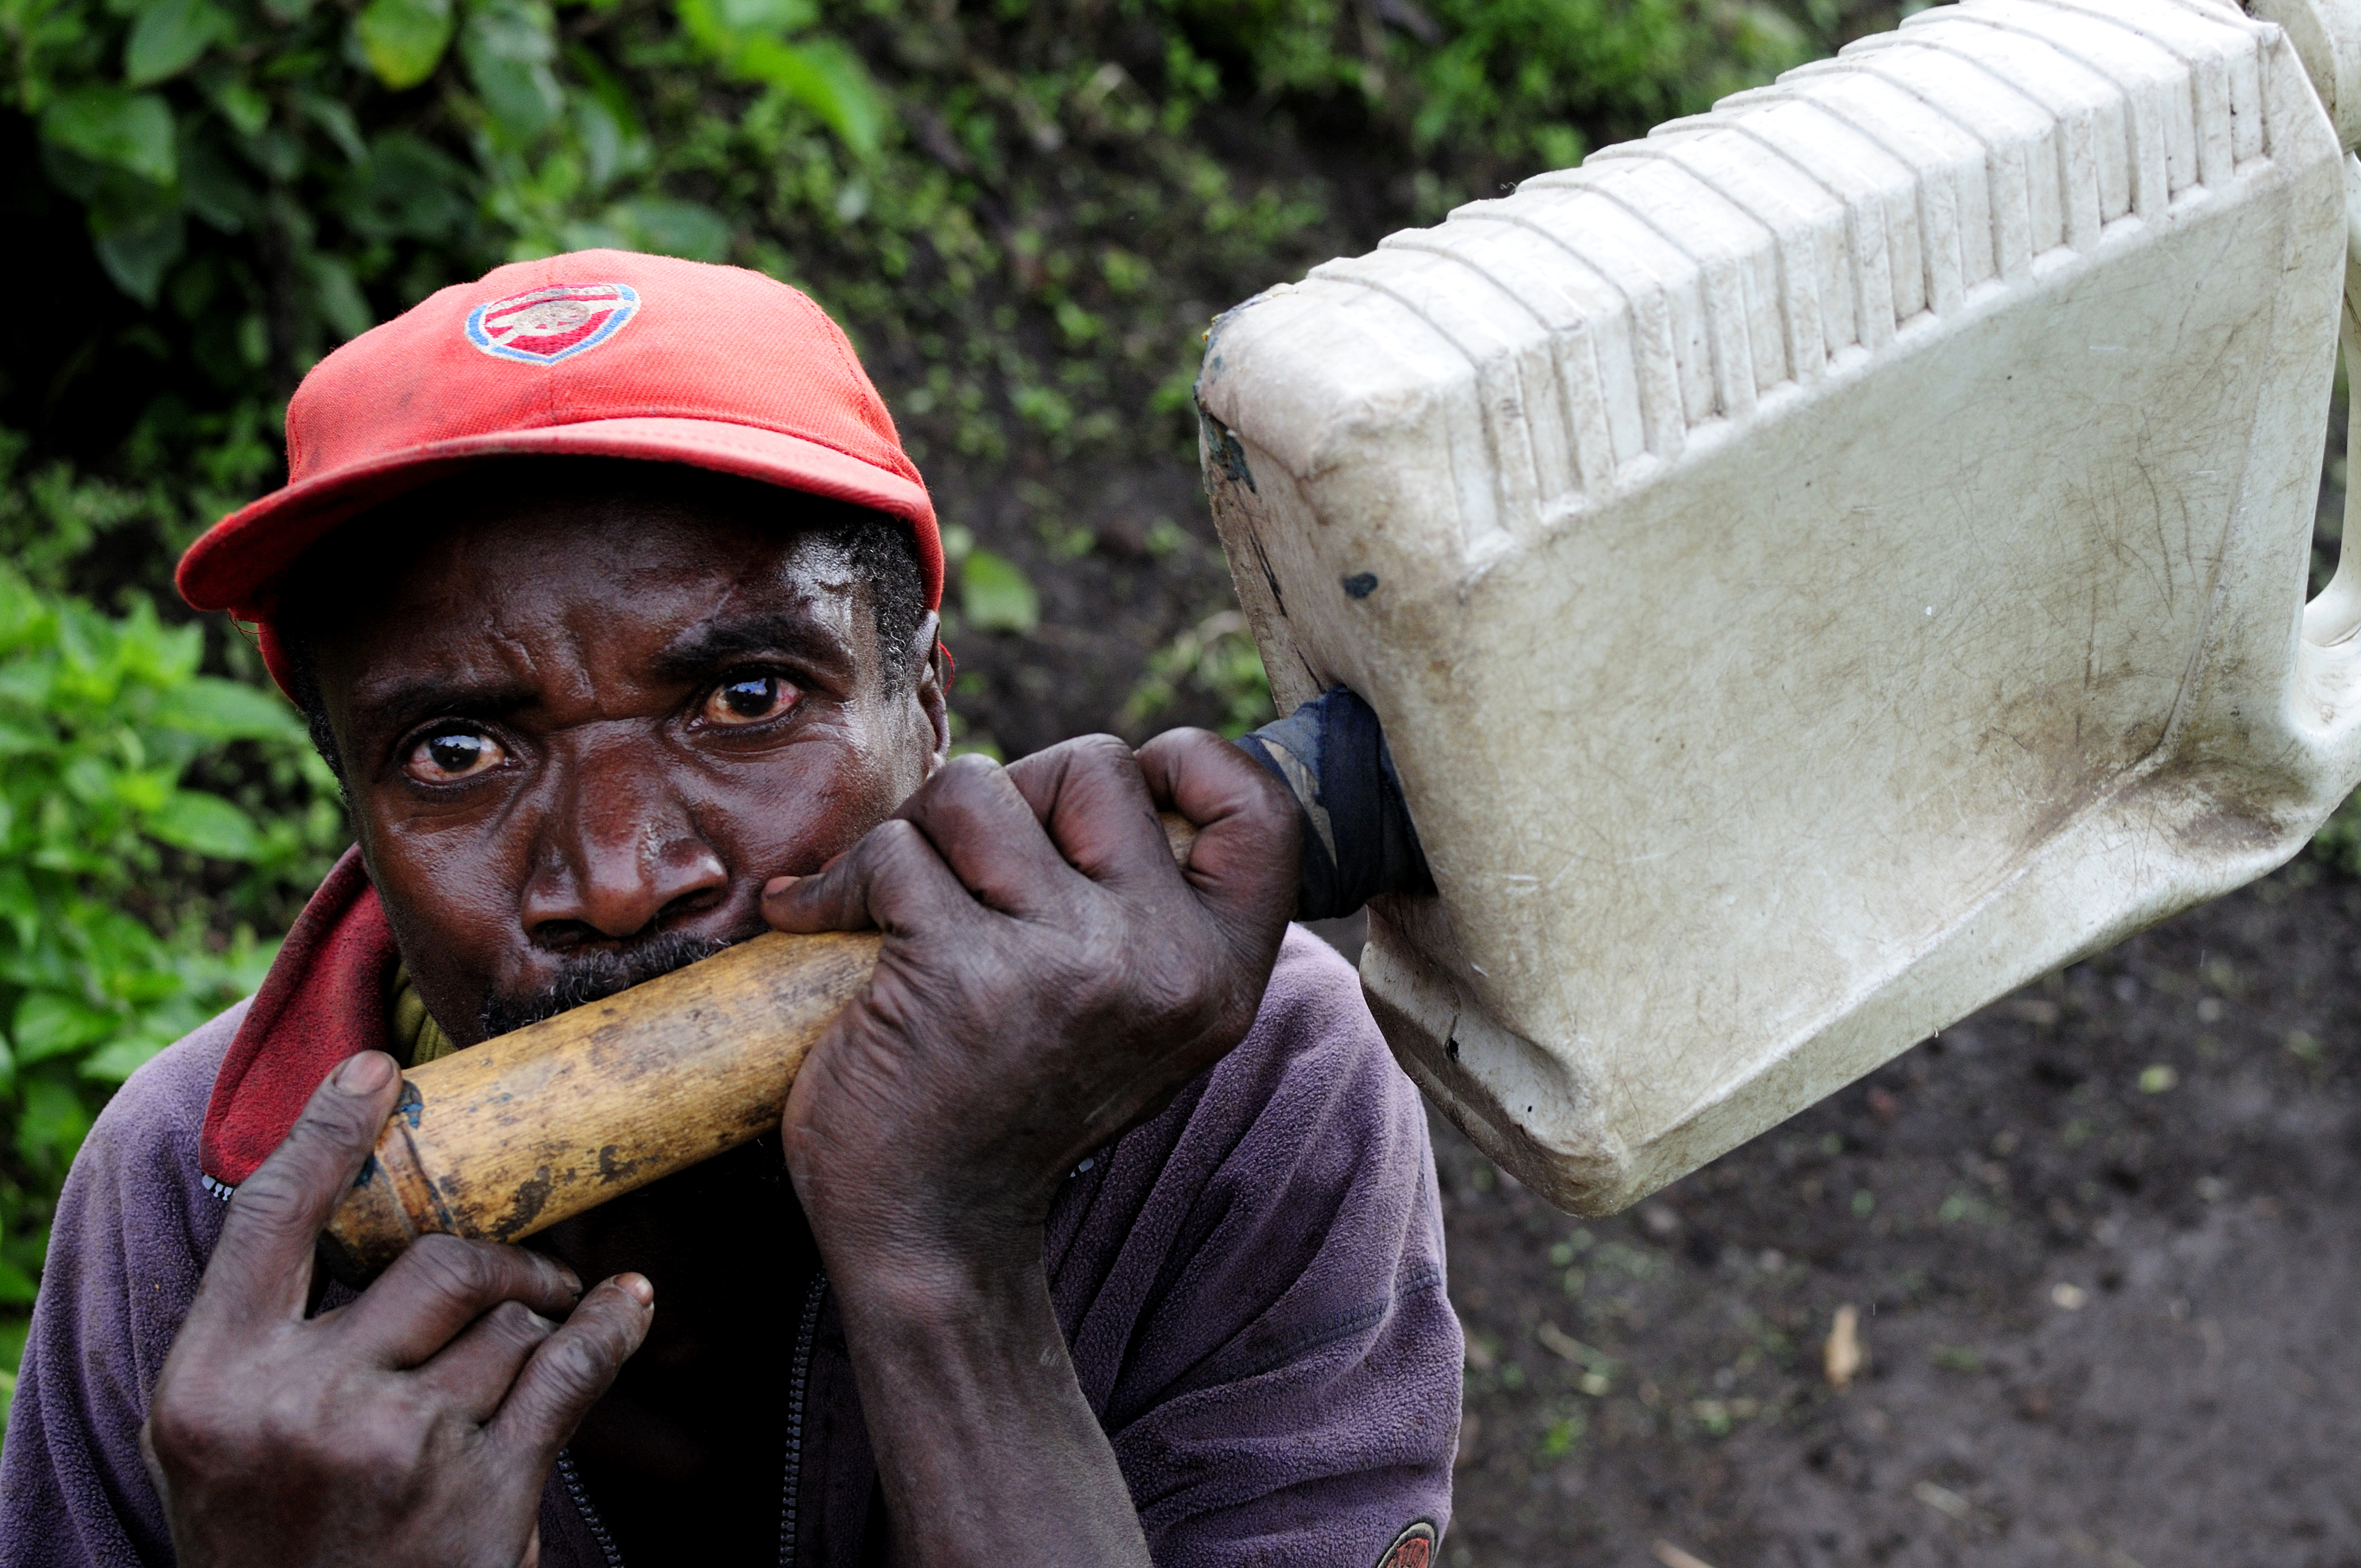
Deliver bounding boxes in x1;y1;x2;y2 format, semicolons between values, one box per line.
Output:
388;966;460;1067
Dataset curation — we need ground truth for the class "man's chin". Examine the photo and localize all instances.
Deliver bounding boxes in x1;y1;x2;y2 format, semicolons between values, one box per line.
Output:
480;928;748;1039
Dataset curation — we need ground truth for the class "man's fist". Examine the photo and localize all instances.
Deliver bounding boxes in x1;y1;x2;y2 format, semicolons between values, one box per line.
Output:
761;728;1299;1289
143;1050;655;1568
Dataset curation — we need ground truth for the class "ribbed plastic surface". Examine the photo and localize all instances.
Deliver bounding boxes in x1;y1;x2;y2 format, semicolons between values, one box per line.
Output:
1198;0;2358;1213
1235;0;2281;558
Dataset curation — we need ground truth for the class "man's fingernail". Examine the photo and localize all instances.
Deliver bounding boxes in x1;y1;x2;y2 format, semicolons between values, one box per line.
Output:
763;875;799;900
619;1273;655;1306
336;1052;396;1093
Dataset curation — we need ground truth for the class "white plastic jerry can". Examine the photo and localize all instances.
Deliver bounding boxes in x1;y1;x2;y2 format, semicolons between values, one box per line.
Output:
1198;0;2361;1214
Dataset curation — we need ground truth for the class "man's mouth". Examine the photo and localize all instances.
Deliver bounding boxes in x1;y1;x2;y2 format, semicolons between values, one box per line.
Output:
480;928;744;1039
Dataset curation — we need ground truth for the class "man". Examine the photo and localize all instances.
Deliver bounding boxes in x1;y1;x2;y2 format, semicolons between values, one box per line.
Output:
0;252;1460;1566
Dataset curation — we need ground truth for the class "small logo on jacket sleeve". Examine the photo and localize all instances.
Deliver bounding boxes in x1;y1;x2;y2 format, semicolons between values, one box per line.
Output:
1375;1521;1436;1568
465;284;640;364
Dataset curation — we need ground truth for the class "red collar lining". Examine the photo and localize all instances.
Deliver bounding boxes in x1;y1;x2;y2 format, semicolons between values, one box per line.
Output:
199;848;403;1188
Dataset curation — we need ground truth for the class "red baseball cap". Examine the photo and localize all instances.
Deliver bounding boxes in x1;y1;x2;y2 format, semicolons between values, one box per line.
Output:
176;249;941;692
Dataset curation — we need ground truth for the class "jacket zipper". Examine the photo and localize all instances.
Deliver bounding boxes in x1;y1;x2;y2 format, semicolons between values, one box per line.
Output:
556;1449;625;1568
552;1271;826;1568
777;1271;830;1568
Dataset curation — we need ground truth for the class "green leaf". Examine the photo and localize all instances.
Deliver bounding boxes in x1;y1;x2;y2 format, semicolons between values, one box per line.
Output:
0;664;52;710
202;76;270;138
354;0;455;89
298;95;368;165
675;0;882;155
961;549;1039;635
0;1260;38;1306
177;135;259;232
145;790;262;860
39;88;177;187
358;133;474;240
151;677;301;742
12;993;117;1067
712;0;815;32
125;0;231;85
111;767;173;815
80;1037;166;1084
606;198;731;263
741;35;883;156
0;874;38;955
90;204;187;304
242;126;300;182
464;0;564;139
308;254;374;340
15;1077;93;1171
61;755;114;803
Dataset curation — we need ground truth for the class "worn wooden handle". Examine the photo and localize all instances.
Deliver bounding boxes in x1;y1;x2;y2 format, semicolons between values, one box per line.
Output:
319;813;1202;1283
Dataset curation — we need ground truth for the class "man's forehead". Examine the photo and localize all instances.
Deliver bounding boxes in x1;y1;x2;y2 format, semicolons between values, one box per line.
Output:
325;501;869;697
353;480;859;609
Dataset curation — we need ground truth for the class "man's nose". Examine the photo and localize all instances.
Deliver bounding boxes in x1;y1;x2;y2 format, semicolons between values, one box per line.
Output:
522;742;728;942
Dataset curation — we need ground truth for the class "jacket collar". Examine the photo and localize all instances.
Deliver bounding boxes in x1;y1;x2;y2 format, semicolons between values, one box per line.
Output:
199;847;402;1188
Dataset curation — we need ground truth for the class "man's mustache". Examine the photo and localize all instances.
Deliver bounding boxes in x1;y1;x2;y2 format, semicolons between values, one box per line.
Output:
479;928;746;1039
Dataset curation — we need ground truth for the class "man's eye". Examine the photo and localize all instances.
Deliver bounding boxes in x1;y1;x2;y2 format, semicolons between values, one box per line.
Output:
406;729;504;783
705;673;798;726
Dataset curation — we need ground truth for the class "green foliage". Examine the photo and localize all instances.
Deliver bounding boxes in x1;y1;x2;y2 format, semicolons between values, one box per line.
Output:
357;0;459;90
1408;0;1808;166
1163;0;1814;169
1122;608;1272;738
0;508;343;1424
677;0;882;156
2314;792;2361;876
936;522;1042;635
7;0;883;324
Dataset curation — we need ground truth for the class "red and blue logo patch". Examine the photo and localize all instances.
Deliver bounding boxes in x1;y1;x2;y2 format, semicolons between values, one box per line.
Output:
1375;1521;1436;1568
465;283;639;366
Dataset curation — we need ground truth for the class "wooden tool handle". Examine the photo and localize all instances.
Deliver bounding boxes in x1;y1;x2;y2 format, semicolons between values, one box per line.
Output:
318;813;1202;1284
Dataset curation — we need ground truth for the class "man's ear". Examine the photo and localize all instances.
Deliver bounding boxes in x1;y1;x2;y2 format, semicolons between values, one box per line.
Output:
911;611;951;775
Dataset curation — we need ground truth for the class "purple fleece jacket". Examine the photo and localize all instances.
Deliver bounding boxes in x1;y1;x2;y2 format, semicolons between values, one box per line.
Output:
0;927;1459;1566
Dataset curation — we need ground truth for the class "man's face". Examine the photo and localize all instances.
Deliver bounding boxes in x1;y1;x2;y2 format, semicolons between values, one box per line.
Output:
307;477;947;1047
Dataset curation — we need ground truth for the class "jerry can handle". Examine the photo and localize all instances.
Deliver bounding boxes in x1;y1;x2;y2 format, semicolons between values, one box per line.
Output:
2298;156;2361;765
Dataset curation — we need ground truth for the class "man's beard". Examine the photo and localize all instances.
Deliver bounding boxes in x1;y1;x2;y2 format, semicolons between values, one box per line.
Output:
478;929;742;1039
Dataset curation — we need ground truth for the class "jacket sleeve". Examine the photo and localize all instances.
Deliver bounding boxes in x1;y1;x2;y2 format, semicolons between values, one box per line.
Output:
0;1010;240;1567
1045;929;1462;1568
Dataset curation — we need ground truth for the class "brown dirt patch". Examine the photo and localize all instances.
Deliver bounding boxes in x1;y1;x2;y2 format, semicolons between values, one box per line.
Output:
1424;864;2361;1567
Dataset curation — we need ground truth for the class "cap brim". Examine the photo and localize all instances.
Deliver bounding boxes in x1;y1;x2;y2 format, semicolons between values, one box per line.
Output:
176;416;942;615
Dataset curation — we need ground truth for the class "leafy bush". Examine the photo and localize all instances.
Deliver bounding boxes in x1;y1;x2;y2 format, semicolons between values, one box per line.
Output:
1167;0;1811;169
0;527;342;1418
1122;608;1271;737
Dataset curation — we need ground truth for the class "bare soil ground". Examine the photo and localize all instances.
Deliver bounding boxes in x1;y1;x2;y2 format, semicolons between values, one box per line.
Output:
1411;864;2361;1568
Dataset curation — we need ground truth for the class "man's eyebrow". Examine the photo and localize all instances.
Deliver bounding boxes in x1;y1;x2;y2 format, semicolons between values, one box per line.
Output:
650;613;852;682
349;673;540;736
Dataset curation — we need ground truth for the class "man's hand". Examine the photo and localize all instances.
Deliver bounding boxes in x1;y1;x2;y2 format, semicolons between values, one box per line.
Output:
762;728;1299;1281
760;728;1298;1567
142;1050;655;1568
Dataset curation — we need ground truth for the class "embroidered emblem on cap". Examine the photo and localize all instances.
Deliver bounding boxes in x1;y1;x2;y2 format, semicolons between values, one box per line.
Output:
1374;1521;1435;1568
465;283;640;365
